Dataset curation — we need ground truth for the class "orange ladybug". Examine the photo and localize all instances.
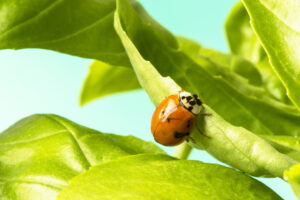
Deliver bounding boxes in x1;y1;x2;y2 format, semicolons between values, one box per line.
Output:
151;91;206;146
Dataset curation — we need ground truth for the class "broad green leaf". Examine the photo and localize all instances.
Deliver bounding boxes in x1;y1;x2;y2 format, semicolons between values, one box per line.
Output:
242;0;300;111
0;114;164;199
0;0;177;67
177;36;296;113
262;135;300;162
177;36;263;86
193;105;297;177
284;164;300;199
0;0;129;66
225;2;290;104
263;135;300;152
58;154;282;200
225;2;266;62
114;5;297;177
115;0;300;137
80;60;140;105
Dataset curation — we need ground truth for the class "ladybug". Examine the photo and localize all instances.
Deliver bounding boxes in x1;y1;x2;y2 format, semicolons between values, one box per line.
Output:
151;91;208;146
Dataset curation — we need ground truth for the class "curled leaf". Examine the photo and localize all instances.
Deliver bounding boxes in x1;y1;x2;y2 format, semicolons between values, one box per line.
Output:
242;0;300;110
114;1;297;177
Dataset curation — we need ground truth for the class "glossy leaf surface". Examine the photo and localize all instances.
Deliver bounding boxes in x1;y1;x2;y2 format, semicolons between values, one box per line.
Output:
225;2;290;103
242;0;300;110
58;154;282;200
80;60;140;105
0;114;164;199
0;0;177;67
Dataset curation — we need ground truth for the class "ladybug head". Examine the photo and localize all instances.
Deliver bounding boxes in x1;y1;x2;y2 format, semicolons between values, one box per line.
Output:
179;91;202;115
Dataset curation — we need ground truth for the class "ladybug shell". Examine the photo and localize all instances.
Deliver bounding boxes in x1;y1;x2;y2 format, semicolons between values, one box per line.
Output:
151;94;196;146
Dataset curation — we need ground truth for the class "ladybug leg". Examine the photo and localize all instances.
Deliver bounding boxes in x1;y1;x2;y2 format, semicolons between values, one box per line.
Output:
186;136;196;143
195;124;210;139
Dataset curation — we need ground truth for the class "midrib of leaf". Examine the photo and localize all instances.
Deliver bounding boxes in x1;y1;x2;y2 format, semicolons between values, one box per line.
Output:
19;10;116;47
0;178;63;191
0;0;63;37
255;3;300;80
0;130;68;147
214;121;260;169
244;0;300;111
259;0;300;33
252;1;300;70
45;115;92;167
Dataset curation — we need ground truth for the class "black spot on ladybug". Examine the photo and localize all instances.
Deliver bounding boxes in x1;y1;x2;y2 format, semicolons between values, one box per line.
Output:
189;101;196;106
188;106;193;111
174;132;189;138
193;94;198;98
186;96;193;102
196;99;202;105
181;96;186;99
186;120;191;128
161;110;165;114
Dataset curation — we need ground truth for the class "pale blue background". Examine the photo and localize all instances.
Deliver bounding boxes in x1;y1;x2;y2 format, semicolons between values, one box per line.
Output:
0;0;295;199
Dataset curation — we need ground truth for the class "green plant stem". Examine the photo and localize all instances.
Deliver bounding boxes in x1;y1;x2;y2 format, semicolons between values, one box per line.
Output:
173;142;193;160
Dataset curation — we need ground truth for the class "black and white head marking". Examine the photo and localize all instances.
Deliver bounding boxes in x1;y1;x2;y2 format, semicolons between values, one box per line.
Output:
179;91;202;115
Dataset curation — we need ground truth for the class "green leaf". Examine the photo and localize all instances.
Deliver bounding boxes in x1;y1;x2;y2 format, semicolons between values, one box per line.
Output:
225;2;290;104
225;2;266;62
0;0;177;67
285;164;300;199
0;114;164;199
177;36;295;111
242;0;300;111
114;3;297;178
177;36;263;87
263;135;300;152
115;0;300;137
80;60;140;105
58;154;282;200
262;135;300;162
256;61;292;104
0;0;130;66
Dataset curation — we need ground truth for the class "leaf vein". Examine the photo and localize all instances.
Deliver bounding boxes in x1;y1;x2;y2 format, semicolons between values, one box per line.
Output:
0;0;64;39
45;115;92;167
0;130;68;147
21;10;115;46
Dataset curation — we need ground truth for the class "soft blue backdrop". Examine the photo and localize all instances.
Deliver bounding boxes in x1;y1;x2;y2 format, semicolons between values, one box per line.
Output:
0;0;295;199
